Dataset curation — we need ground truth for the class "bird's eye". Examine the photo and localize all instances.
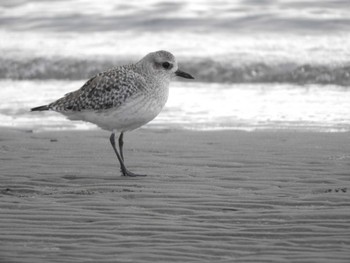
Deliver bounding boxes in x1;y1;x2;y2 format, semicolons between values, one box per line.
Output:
162;62;172;70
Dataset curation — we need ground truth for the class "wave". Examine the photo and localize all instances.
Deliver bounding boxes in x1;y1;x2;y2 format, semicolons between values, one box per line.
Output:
2;0;350;34
1;57;350;86
185;59;350;86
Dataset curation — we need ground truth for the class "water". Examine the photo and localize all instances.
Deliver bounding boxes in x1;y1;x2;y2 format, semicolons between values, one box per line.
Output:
1;0;350;131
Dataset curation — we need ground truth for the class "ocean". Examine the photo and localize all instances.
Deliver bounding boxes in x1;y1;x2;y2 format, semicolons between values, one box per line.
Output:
1;0;350;132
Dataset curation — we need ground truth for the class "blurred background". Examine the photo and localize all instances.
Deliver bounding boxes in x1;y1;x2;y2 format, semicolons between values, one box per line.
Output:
1;0;350;131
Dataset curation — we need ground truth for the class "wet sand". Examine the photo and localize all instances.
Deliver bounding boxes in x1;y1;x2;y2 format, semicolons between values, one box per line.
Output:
0;128;349;262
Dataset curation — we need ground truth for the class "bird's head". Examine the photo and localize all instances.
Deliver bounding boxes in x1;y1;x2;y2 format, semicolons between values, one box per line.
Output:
137;50;194;80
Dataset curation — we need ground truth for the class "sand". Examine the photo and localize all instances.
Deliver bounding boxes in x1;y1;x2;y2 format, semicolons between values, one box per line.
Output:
0;128;349;263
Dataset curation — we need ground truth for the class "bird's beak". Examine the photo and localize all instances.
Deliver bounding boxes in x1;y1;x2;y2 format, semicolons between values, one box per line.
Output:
175;69;194;79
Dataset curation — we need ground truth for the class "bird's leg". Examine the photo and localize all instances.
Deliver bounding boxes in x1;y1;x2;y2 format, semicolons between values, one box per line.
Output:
118;132;125;161
109;132;146;177
110;132;127;175
117;132;147;177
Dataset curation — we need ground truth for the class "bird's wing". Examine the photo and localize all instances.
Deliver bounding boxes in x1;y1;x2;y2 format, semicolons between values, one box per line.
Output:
50;67;147;111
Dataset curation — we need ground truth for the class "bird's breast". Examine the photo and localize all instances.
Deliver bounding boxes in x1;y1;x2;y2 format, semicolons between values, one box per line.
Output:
62;77;170;132
107;87;168;131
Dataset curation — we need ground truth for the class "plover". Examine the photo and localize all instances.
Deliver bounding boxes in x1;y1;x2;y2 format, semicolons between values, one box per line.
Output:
31;50;194;176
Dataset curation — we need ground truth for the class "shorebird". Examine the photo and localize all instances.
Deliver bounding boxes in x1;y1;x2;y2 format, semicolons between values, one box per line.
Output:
31;50;194;176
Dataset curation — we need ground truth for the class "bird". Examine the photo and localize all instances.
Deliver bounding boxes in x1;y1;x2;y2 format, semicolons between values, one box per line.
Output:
31;50;194;177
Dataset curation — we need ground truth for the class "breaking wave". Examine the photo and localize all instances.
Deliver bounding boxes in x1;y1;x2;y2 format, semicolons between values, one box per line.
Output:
1;57;350;86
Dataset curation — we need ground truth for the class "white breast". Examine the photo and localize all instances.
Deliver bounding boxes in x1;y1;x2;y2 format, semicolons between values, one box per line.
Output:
64;87;169;132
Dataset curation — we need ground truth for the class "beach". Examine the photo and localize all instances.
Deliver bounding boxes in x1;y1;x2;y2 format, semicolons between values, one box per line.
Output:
1;128;349;262
1;1;350;261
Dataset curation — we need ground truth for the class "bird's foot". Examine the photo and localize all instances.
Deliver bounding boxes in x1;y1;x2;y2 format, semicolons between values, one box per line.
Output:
121;169;147;177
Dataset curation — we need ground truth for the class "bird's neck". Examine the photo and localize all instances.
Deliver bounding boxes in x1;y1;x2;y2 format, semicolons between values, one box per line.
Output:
134;62;170;90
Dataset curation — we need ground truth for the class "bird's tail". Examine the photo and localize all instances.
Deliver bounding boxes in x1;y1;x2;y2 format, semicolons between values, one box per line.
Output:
31;105;50;111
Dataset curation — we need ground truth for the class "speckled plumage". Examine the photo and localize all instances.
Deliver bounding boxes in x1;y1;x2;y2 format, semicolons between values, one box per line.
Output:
31;50;194;176
51;64;145;112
